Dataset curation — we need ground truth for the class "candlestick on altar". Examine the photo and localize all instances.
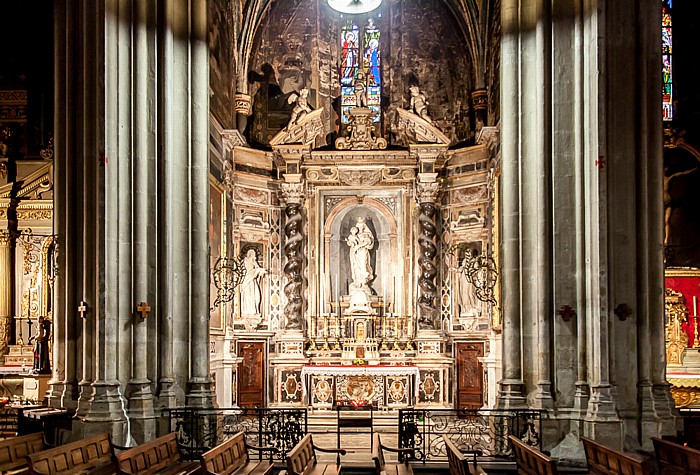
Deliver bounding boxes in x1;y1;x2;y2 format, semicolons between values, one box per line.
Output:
334;313;341;349
694;296;700;348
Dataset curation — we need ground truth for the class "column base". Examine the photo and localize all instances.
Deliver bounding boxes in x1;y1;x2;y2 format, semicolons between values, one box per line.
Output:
496;379;527;409
126;379;157;444
76;380;128;444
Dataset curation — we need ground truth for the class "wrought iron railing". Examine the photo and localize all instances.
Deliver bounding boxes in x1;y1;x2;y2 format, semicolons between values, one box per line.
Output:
398;408;545;462
163;407;308;461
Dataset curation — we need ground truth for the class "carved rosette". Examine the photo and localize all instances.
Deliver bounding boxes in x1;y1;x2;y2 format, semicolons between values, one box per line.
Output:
415;181;440;330
280;182;306;330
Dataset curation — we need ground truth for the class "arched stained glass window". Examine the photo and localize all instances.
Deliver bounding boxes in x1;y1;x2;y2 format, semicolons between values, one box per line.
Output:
340;18;382;124
662;0;673;121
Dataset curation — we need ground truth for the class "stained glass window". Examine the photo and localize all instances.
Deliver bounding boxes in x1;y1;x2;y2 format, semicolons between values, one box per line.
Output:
340;18;381;124
662;0;673;121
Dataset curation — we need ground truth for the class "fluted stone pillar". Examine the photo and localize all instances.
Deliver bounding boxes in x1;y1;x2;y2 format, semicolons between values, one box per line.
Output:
0;231;11;358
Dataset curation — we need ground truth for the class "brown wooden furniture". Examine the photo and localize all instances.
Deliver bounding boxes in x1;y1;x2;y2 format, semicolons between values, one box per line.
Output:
581;436;651;475
0;432;45;475
443;436;486;475
508;435;558;475
238;342;265;408
285;433;346;475
26;432;116;475
200;431;277;475
115;432;200;475
371;433;415;475
456;342;485;410
652;436;700;474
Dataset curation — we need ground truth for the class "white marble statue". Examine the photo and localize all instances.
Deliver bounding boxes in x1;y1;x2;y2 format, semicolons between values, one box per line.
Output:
287;87;312;128
409;85;432;123
240;249;267;318
347;217;374;291
456;256;480;317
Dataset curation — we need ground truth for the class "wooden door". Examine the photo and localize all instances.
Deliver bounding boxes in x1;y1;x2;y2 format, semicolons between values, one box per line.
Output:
237;341;265;408
456;342;484;410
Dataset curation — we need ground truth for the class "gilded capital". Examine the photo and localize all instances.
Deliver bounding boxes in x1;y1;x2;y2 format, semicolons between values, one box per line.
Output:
0;230;9;247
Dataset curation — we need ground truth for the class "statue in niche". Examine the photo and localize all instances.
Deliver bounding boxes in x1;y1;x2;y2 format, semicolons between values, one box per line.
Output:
456;254;480;317
240;249;267;321
409;85;433;123
346;217;374;291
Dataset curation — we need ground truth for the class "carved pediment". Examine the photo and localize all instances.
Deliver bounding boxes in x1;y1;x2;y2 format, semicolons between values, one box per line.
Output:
270;108;325;146
0;162;53;200
395;108;451;146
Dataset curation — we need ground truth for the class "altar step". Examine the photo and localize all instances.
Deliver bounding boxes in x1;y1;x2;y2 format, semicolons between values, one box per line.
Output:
306;410;399;434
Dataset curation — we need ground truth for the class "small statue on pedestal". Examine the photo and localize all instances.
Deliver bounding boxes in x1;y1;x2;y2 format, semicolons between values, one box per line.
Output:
30;316;51;374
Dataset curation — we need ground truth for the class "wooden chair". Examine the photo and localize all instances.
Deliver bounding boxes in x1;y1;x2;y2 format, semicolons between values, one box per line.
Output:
200;431;277;475
115;432;200;475
26;432;116;475
285;433;346;475
652;436;700;474
371;433;415;475
508;435;558;475
0;432;45;475
581;436;651;475
443;436;486;475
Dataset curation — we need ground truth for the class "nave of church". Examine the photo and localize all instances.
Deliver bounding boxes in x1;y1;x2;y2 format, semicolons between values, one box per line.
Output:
2;0;700;472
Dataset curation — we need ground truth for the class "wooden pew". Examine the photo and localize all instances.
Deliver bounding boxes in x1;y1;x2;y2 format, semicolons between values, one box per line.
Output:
200;431;277;475
581;436;651;475
443;436;486;475
26;432;116;475
285;433;346;475
0;432;45;475
371;433;415;475
508;435;558;475
652;436;700;474
115;432;200;475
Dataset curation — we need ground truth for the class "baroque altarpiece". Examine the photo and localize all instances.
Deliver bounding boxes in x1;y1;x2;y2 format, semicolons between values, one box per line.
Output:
207;0;502;410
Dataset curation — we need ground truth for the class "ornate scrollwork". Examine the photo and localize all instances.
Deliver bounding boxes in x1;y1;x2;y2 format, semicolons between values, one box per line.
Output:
211;255;245;309
335;108;387;150
446;244;499;305
279;182;305;205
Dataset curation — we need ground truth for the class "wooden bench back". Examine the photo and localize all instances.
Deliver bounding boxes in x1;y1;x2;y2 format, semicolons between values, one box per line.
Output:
200;431;249;475
26;432;113;475
0;432;45;472
116;432;183;475
371;433;384;472
581;436;651;475
508;435;558;475
286;434;316;475
652;436;700;475
443;436;474;475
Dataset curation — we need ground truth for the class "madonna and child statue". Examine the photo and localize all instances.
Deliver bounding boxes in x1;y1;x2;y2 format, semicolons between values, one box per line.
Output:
346;217;375;305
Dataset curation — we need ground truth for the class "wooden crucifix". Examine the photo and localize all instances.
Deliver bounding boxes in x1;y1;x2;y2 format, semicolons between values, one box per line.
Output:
136;301;151;320
78;301;88;319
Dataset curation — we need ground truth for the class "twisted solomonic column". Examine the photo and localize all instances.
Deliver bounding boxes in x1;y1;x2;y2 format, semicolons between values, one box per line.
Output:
415;180;441;330
280;182;306;330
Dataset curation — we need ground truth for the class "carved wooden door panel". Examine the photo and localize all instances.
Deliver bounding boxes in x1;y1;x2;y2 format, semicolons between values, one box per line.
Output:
237;341;265;408
456;342;484;410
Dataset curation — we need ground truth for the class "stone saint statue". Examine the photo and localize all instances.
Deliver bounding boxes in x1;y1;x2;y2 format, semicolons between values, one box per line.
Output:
456;256;480;317
409;85;432;123
30;316;51;374
346;217;374;290
240;249;267;318
287;87;312;128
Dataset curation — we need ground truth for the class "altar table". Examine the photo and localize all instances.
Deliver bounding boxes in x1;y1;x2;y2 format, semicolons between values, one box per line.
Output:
301;365;419;409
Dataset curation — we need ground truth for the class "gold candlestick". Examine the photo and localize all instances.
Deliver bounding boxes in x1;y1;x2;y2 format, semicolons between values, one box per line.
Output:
694;296;699;348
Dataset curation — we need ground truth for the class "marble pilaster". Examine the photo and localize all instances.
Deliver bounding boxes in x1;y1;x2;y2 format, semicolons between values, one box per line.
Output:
0;231;11;358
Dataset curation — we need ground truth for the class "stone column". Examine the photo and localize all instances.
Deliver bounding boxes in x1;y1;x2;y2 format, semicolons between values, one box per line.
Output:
280;179;306;331
414;177;440;331
0;231;11;358
126;0;157;441
187;0;213;407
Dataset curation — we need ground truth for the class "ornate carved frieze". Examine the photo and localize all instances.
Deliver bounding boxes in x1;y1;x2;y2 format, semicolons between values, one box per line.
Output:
382;167;416;182
453;186;488;205
337;169;382;187
305;167;339;183
310;151;410;163
16;205;53;221
0;90;28;123
233;186;269;205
